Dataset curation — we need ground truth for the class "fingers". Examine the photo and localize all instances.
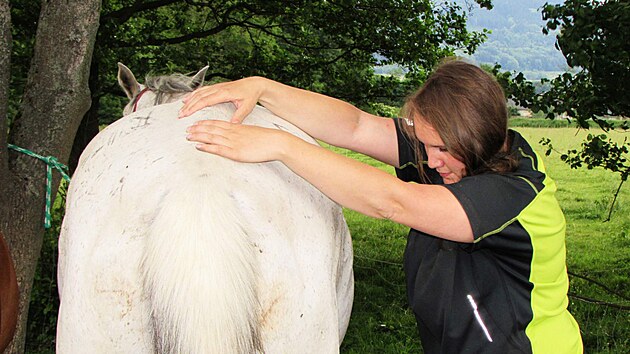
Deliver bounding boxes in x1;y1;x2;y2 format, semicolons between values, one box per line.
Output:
231;100;256;123
194;142;229;156
178;86;223;118
186;122;235;157
178;79;258;122
189;119;233;128
185;120;232;143
193;139;239;161
186;121;256;162
185;120;281;163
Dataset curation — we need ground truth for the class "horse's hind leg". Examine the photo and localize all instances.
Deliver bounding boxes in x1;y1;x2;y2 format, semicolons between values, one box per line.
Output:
0;231;19;351
56;220;154;353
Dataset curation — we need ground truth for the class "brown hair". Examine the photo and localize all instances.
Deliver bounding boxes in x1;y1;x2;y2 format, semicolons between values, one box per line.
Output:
401;58;518;180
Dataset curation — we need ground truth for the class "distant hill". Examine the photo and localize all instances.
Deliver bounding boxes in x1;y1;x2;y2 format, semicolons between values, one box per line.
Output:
456;0;568;79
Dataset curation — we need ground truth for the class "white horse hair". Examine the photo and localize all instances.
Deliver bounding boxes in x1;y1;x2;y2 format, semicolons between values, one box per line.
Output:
56;64;354;353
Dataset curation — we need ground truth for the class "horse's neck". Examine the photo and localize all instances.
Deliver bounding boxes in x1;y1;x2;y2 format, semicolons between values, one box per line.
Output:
154;91;188;106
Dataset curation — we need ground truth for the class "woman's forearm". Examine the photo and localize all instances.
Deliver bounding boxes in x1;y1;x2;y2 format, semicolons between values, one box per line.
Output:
275;133;473;242
254;77;366;147
255;77;399;165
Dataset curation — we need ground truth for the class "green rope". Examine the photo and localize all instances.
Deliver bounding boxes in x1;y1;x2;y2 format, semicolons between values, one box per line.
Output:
7;144;71;229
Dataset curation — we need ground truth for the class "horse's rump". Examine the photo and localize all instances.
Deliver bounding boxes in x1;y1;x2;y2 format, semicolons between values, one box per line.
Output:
57;101;353;353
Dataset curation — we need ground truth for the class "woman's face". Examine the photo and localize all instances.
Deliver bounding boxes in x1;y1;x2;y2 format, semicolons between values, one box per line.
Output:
413;117;467;184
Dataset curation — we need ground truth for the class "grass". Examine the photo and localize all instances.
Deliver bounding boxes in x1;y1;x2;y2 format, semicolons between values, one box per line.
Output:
334;126;630;353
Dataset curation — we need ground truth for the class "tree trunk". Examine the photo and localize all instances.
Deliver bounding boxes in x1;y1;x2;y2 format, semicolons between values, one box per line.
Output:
68;103;101;173
68;59;101;174
0;0;102;352
0;0;11;178
0;1;16;348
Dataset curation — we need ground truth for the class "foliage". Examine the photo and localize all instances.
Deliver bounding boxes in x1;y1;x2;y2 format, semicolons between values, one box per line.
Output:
365;102;401;118
8;0;491;126
509;0;630;126
24;182;66;354
510;117;574;128
6;0;38;128
489;0;630;217
542;0;630;120
541;133;628;221
509;117;629;129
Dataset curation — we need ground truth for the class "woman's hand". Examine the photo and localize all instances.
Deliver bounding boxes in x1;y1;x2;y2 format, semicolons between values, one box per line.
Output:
186;120;291;163
179;77;267;123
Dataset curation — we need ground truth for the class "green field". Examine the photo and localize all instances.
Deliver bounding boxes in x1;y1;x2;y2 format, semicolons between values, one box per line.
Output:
337;126;630;353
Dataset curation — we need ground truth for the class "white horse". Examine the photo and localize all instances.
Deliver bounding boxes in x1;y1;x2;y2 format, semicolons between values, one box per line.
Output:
56;64;354;353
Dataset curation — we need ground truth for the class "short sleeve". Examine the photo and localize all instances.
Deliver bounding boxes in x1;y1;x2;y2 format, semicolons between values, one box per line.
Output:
443;174;540;241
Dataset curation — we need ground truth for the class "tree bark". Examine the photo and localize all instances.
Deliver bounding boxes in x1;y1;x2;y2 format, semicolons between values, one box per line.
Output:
68;58;101;174
0;2;14;348
0;0;11;177
0;0;102;352
68;100;101;174
0;2;15;348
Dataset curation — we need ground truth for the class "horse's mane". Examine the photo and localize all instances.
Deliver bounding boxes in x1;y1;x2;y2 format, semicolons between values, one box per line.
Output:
145;73;195;93
144;73;196;104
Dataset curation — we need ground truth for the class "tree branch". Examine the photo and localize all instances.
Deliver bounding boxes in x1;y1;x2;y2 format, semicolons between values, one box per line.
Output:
568;293;630;311
606;177;626;222
107;2;263;48
101;0;181;24
113;21;237;47
241;20;348;51
568;270;630;301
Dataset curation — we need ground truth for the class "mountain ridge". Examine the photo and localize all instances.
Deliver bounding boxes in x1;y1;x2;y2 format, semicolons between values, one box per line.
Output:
458;0;568;78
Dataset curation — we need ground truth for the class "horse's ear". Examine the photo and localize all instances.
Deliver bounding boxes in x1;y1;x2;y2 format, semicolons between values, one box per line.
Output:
190;65;209;90
117;62;141;99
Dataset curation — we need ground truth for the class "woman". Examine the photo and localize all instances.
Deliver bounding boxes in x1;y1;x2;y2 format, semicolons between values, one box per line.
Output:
179;59;583;353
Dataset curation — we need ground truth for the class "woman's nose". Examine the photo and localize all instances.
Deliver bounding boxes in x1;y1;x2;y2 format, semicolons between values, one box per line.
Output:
427;151;443;169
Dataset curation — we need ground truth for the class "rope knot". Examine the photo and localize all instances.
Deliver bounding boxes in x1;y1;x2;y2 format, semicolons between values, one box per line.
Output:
7;144;71;228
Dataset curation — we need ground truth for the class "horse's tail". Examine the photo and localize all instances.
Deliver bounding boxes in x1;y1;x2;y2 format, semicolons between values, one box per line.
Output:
141;176;262;353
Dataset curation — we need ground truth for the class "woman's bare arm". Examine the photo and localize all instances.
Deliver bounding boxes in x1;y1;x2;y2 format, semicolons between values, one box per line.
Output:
179;77;400;166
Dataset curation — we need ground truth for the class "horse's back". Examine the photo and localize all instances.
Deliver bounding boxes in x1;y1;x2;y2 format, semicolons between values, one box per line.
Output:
57;102;353;353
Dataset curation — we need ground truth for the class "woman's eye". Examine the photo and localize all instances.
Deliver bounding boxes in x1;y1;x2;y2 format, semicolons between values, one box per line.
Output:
438;147;449;152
